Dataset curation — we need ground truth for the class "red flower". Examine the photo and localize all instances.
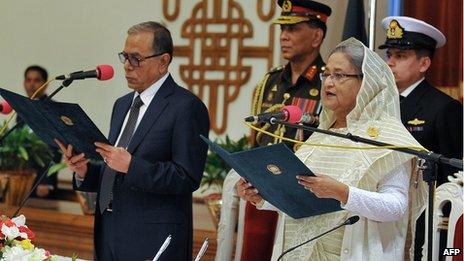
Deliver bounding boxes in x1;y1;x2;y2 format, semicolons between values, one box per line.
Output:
2;218;14;227
18;226;35;240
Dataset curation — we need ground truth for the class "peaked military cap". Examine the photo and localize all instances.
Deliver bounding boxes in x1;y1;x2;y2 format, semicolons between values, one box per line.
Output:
379;16;446;51
273;0;332;25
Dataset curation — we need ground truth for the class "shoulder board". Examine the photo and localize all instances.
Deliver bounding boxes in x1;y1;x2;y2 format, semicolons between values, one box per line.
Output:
268;66;284;74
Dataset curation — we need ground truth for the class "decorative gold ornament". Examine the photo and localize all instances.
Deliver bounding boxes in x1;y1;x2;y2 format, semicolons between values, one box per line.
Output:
367;126;379;138
408;118;425;125
267;164;282;175
309;88;319;97
60;116;74;126
387;19;404;39
282;0;292;12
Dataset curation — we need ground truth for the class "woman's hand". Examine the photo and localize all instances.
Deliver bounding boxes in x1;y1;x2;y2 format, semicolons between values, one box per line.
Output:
297;174;349;204
236;178;263;206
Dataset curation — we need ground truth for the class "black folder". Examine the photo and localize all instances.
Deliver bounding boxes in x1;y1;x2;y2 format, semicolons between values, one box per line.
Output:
201;135;341;219
0;88;108;160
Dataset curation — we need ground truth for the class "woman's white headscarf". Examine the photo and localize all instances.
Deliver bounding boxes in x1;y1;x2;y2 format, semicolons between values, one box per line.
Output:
279;38;427;260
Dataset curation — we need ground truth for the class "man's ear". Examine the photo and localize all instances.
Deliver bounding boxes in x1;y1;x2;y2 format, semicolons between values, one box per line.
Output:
419;56;432;73
311;28;324;48
159;53;171;72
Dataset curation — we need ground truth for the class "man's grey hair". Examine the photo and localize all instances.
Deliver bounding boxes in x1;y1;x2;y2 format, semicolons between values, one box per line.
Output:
128;21;173;62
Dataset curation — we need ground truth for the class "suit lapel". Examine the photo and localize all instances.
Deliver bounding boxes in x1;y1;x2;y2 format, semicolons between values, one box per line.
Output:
400;80;429;123
126;75;175;153
108;94;133;145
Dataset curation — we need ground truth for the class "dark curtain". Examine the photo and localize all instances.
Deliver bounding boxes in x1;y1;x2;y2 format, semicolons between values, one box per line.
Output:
404;0;463;92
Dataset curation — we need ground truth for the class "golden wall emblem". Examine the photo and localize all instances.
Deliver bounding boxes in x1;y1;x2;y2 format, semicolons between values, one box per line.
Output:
267;164;282;175
387;19;404;39
60;116;74;126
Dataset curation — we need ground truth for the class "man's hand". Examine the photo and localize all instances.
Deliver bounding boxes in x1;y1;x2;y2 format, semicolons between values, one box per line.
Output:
54;139;89;179
95;142;132;173
236;178;263;207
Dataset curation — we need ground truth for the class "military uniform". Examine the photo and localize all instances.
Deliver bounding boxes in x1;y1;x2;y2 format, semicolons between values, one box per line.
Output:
380;16;463;261
400;80;463;185
238;1;332;261
251;55;325;151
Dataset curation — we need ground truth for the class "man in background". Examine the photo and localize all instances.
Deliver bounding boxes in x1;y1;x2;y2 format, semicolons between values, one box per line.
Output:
18;65;60;198
379;16;463;260
217;1;332;260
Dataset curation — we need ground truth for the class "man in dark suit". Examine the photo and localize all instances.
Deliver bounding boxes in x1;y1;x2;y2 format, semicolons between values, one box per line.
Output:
379;16;463;260
56;21;210;260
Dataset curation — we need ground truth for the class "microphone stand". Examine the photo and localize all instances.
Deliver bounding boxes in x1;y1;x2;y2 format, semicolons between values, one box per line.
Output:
273;120;463;261
277;216;359;260
2;79;74;217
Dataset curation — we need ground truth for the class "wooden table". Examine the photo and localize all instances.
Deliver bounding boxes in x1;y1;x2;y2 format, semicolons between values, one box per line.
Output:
1;199;218;260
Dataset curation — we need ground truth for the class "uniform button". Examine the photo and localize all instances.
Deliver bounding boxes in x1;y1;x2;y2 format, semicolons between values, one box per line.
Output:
343;249;349;254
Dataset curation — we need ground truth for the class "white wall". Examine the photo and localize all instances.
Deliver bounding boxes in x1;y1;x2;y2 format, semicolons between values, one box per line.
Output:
0;0;389;140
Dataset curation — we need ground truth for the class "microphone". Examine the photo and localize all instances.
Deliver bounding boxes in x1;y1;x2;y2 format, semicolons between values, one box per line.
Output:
194;238;209;261
55;64;114;81
0;100;12;114
245;105;302;124
299;112;319;125
277;216;360;260
152;234;172;261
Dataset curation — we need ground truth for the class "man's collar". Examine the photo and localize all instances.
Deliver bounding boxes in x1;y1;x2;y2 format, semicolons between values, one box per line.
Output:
400;77;425;97
134;73;170;105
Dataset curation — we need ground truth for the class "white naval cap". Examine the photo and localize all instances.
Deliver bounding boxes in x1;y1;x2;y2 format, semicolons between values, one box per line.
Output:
379;16;446;51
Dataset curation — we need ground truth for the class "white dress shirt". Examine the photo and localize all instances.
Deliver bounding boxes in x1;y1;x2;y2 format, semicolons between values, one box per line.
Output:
114;72;169;147
400;77;425;98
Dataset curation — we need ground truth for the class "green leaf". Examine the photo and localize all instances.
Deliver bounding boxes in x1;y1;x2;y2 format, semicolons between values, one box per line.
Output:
18;146;29;161
48;162;67;176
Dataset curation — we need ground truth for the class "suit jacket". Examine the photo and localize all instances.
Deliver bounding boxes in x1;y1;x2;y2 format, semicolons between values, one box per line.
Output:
75;75;210;260
400;79;463;185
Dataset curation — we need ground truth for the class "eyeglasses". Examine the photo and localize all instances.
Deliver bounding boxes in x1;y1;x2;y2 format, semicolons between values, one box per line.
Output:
118;51;165;67
319;72;363;84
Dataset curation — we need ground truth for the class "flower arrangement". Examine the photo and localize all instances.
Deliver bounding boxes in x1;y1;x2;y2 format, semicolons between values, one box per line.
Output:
0;215;55;261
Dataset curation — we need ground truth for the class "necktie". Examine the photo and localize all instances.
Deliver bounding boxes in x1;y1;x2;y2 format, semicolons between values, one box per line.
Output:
99;95;144;213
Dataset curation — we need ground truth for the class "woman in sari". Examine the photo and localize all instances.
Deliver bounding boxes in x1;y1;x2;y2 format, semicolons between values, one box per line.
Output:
237;38;426;260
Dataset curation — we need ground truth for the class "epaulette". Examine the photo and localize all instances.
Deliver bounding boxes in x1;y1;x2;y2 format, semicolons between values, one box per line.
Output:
268;66;284;74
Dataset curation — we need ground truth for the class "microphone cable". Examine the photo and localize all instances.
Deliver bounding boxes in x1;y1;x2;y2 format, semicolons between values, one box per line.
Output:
243;121;427;152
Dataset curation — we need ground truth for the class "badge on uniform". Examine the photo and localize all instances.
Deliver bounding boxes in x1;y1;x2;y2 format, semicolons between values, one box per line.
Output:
407;118;425;125
386;20;404;39
305;65;318;81
366;126;379;138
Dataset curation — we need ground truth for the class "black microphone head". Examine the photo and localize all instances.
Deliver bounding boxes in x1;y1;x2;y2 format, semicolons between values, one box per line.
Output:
244;116;256;122
346;216;360;225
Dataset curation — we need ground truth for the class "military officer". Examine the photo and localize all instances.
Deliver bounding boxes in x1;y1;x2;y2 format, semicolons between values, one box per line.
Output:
251;0;331;151
379;16;463;260
237;1;332;260
380;16;462;185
